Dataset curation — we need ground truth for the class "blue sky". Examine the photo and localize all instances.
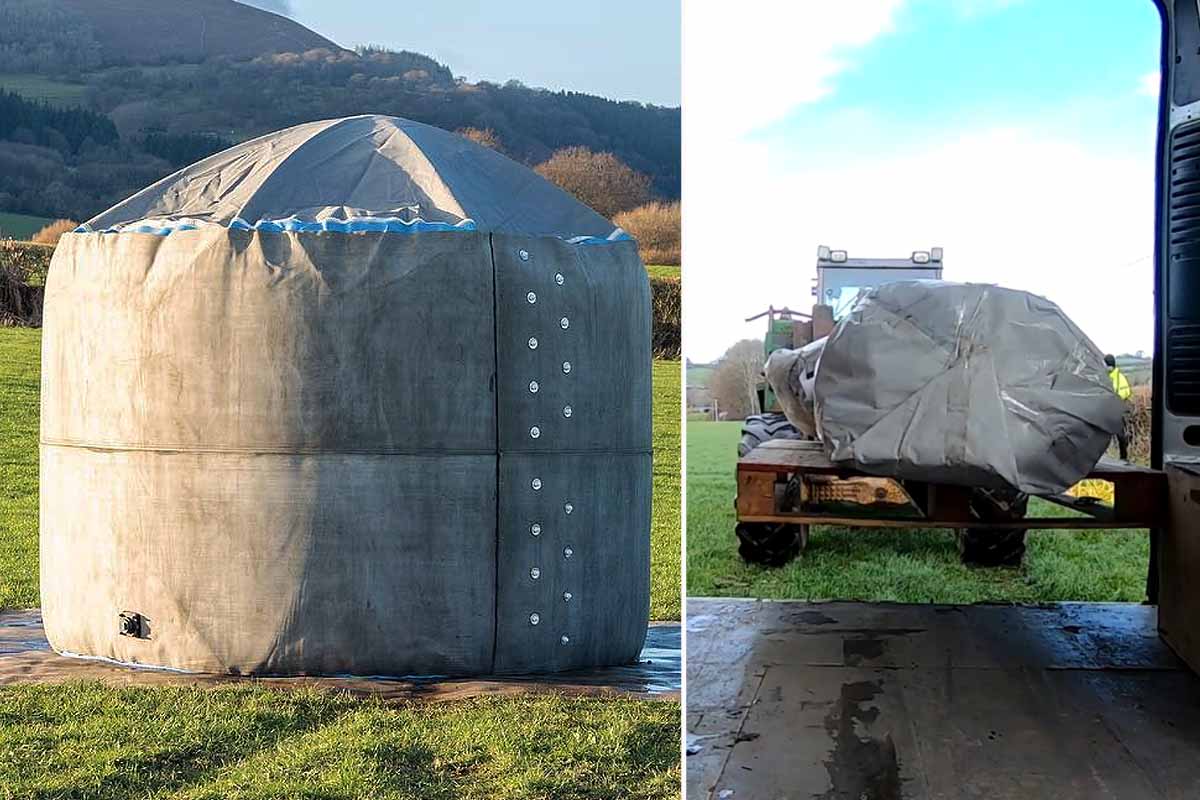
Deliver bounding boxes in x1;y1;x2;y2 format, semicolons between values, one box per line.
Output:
279;0;680;107
760;0;1160;161
685;0;1164;361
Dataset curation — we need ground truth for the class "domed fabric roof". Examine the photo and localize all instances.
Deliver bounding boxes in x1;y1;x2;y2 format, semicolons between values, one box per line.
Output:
81;115;622;240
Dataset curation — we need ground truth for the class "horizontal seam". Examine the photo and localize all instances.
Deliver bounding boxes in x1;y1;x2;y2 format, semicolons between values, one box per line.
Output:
41;440;652;457
40;440;496;456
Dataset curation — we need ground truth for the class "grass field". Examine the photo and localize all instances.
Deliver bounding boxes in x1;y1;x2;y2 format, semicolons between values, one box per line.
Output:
0;329;681;798
685;364;713;388
650;361;682;619
0;212;53;241
686;421;1150;603
0;74;87;108
0;329;38;610
0;330;681;618
646;265;680;281
0;685;679;799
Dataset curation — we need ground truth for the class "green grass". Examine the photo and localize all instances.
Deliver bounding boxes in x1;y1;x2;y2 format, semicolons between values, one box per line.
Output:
651;361;681;620
0;684;679;799
685;364;713;388
686;420;1150;603
0;74;87;108
0;212;53;241
0;328;39;610
645;265;679;281
0;330;681;619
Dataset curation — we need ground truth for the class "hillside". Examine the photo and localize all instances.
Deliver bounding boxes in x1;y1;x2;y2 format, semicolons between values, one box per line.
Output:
0;0;344;71
0;0;679;223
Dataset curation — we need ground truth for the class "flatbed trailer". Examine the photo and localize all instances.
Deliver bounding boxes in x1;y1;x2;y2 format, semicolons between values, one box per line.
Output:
735;439;1164;534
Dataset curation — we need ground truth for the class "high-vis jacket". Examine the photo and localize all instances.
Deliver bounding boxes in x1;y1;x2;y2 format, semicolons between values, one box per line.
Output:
1110;367;1132;401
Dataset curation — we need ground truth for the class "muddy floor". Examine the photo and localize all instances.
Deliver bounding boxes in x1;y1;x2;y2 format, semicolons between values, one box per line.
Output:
687;599;1200;799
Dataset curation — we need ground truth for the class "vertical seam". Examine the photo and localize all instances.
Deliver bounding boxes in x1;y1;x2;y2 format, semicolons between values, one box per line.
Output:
489;232;501;673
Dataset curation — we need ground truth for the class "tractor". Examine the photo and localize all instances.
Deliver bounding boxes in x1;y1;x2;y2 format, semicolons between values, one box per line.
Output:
734;246;1031;567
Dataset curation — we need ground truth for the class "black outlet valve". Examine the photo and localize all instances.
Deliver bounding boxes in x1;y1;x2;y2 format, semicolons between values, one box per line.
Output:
118;611;148;639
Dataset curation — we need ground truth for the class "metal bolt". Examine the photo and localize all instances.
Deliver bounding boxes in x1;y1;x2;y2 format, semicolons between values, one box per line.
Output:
529;426;541;439
560;635;570;645
555;273;564;285
528;337;538;350
563;591;573;602
527;291;537;304
531;477;543;491
564;502;574;515
531;523;542;536
562;361;572;374
529;612;540;625
530;567;541;580
563;546;574;559
529;380;539;394
563;405;573;418
519;249;530;261
559;316;570;330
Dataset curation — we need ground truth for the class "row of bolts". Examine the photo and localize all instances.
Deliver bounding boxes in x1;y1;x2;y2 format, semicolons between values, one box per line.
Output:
521;248;573;646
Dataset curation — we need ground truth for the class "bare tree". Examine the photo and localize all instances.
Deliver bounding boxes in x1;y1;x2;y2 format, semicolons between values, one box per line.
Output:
535;147;651;219
456;127;505;154
710;339;765;420
614;201;680;265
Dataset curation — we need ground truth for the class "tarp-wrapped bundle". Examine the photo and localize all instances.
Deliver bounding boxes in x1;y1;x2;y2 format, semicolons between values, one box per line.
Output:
764;338;824;438
811;281;1124;495
40;115;651;677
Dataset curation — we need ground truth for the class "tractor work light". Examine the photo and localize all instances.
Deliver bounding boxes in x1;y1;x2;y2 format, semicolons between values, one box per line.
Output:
817;245;832;260
912;251;931;264
830;250;848;263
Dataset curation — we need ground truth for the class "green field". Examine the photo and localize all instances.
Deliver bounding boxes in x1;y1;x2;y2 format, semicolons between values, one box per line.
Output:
0;685;679;799
0;212;53;241
0;74;87;108
685;364;713;388
646;265;680;281
650;361;682;619
0;329;680;798
0;330;680;618
687;421;1149;603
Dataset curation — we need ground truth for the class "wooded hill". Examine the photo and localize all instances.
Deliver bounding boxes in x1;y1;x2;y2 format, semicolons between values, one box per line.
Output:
0;0;680;223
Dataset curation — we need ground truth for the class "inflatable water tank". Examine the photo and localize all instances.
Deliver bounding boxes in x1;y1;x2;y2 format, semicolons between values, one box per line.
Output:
39;115;652;676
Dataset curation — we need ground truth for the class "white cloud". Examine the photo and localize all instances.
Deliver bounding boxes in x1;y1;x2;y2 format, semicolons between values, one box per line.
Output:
1139;70;1160;97
683;126;1155;362
682;0;905;139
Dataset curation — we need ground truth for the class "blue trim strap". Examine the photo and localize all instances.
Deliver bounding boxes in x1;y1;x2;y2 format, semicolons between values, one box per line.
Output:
74;217;631;245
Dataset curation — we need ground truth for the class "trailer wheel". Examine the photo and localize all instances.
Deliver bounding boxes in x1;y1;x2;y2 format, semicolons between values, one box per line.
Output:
738;412;804;457
735;522;808;567
956;488;1029;567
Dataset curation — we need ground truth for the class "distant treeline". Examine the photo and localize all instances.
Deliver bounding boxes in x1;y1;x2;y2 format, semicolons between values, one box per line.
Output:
79;49;680;198
0;90;198;220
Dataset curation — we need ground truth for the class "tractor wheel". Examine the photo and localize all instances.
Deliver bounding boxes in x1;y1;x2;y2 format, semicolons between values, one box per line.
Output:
956;488;1030;567
738;412;804;457
735;522;808;567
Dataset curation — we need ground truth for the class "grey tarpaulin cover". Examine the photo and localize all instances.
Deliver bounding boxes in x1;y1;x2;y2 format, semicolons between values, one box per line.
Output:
80;114;622;239
41;115;651;677
813;281;1124;495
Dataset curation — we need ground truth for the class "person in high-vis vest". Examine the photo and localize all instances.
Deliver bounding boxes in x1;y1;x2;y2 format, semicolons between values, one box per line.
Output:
1105;354;1132;460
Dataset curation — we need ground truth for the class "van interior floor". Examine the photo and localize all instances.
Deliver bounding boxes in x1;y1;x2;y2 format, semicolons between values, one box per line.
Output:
686;598;1200;799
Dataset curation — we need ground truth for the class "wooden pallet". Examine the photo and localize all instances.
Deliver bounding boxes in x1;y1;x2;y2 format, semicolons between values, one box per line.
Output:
736;439;1165;529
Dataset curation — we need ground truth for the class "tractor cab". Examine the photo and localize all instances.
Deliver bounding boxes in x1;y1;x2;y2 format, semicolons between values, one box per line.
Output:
814;245;944;320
